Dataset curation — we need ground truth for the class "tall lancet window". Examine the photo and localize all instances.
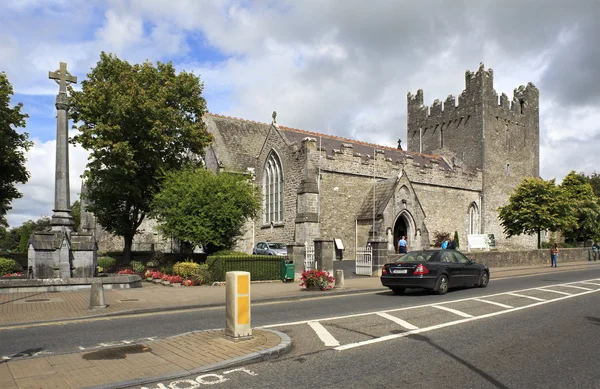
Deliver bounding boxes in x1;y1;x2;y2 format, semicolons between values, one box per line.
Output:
468;203;480;235
263;151;284;224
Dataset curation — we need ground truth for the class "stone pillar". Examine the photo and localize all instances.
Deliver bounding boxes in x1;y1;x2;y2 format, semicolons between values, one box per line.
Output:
314;238;335;276
368;237;389;277
48;62;78;231
287;243;306;281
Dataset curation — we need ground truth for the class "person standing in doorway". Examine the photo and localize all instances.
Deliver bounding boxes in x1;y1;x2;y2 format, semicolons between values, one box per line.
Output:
398;236;408;254
551;243;559;267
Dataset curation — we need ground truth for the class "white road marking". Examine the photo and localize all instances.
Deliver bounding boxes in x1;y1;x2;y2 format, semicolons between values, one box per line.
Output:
560;284;593;291
577;281;600;286
376;312;419;330
536;288;572;296
336;288;600;351
507;292;546;302
472;298;513;309
432;305;473;318
308;321;340;346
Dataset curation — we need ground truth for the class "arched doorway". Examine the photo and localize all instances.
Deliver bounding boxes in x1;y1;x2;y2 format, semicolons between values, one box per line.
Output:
393;215;408;253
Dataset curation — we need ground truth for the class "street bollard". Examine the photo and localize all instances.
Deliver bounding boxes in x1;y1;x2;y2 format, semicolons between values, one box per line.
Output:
225;271;252;339
89;278;107;309
335;269;345;289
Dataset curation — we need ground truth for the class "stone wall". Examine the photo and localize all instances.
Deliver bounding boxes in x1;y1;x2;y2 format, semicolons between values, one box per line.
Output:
468;248;589;268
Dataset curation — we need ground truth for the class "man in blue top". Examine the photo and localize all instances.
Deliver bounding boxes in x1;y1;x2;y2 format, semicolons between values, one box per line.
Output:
398;236;407;253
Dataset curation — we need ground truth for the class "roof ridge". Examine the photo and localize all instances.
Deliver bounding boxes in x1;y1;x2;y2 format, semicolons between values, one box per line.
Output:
206;112;443;160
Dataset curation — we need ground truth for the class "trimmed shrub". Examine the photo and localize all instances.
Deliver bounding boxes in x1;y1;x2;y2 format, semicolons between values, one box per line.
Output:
454;231;460;249
98;257;117;272
0;257;20;276
131;260;145;273
206;254;280;282
173;260;200;279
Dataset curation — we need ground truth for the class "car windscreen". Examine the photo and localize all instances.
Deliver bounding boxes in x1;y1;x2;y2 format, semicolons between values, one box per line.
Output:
268;243;286;249
395;252;434;262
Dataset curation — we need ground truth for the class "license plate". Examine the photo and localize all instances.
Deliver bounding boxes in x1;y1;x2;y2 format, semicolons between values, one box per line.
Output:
392;269;407;274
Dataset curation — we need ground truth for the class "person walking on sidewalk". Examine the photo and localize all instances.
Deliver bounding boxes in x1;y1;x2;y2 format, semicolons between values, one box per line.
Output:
551;243;559;267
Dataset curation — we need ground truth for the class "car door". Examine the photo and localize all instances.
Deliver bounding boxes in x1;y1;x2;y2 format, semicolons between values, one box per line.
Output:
453;251;480;284
439;251;464;286
256;243;265;255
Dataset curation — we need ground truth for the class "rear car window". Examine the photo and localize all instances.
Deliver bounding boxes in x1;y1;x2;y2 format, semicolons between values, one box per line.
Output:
395;252;433;262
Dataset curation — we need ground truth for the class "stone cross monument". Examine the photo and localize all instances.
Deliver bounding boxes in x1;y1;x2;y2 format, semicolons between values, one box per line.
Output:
27;62;98;279
49;62;77;229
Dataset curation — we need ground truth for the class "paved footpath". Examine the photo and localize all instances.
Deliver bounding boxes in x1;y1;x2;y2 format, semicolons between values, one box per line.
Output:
0;260;597;388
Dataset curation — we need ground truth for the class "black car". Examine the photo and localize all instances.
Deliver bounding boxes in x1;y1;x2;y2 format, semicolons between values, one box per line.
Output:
381;250;489;295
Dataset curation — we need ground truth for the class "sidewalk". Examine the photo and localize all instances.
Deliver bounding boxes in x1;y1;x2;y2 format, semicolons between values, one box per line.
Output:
0;328;290;389
0;260;598;389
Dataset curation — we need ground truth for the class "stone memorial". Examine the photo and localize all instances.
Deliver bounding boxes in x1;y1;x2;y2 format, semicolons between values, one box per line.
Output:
27;62;98;279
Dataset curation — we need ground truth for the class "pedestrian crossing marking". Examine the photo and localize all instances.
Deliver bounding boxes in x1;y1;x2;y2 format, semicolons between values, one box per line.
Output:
535;288;572;296
507;292;546;302
431;305;473;318
472;298;513;309
308;321;340;346
376;312;419;330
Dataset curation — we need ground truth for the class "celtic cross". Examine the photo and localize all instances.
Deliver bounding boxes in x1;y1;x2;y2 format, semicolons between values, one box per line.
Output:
49;62;77;94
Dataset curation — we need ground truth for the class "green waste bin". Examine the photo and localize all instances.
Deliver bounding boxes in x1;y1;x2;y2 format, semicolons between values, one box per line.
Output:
280;259;295;283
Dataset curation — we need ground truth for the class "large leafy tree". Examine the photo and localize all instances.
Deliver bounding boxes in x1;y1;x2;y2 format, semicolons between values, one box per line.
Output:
497;177;573;248
70;53;213;261
0;72;32;227
150;167;261;254
560;171;600;242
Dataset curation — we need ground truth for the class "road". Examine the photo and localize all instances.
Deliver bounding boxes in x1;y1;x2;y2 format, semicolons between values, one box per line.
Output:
2;268;600;388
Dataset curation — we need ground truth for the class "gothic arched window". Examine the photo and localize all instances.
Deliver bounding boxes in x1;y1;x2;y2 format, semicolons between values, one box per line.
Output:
468;203;479;235
263;151;284;224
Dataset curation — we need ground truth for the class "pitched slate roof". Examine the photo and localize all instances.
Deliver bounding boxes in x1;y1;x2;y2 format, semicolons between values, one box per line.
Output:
206;113;450;170
204;114;273;172
356;177;399;220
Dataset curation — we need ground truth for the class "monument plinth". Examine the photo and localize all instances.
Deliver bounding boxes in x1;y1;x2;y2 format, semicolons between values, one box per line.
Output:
28;62;98;279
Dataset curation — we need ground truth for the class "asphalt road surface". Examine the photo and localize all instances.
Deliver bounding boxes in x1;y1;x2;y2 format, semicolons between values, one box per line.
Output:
2;268;600;389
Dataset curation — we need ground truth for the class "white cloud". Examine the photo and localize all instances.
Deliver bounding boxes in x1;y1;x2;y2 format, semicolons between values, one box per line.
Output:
7;130;89;227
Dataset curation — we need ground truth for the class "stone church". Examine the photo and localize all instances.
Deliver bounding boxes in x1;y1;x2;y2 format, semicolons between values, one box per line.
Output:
88;64;540;258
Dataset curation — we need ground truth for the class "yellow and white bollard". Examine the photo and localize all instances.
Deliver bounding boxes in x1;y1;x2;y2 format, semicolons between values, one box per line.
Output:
225;271;252;339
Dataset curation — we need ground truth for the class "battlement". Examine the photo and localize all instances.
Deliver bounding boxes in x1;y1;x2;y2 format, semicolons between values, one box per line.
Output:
407;63;538;123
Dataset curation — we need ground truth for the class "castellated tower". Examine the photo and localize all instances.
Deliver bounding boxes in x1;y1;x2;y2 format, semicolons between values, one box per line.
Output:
407;63;539;248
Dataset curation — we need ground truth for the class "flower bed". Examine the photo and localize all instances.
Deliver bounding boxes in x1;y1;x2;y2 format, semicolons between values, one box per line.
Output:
300;270;334;291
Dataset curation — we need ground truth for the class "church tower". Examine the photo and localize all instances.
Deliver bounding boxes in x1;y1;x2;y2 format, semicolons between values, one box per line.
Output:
406;63;539;248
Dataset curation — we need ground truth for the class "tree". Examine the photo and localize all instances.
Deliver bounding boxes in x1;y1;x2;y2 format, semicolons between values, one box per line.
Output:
71;200;81;231
585;172;600;199
453;230;460;249
497;177;573;249
0;72;32;226
150;167;261;254
559;171;600;243
70;53;213;262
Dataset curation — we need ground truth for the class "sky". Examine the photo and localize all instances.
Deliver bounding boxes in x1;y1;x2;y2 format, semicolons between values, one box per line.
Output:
2;0;600;228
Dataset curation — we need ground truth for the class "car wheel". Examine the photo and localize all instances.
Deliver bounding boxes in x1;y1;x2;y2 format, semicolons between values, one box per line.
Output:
478;271;489;288
391;287;405;295
434;275;449;295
